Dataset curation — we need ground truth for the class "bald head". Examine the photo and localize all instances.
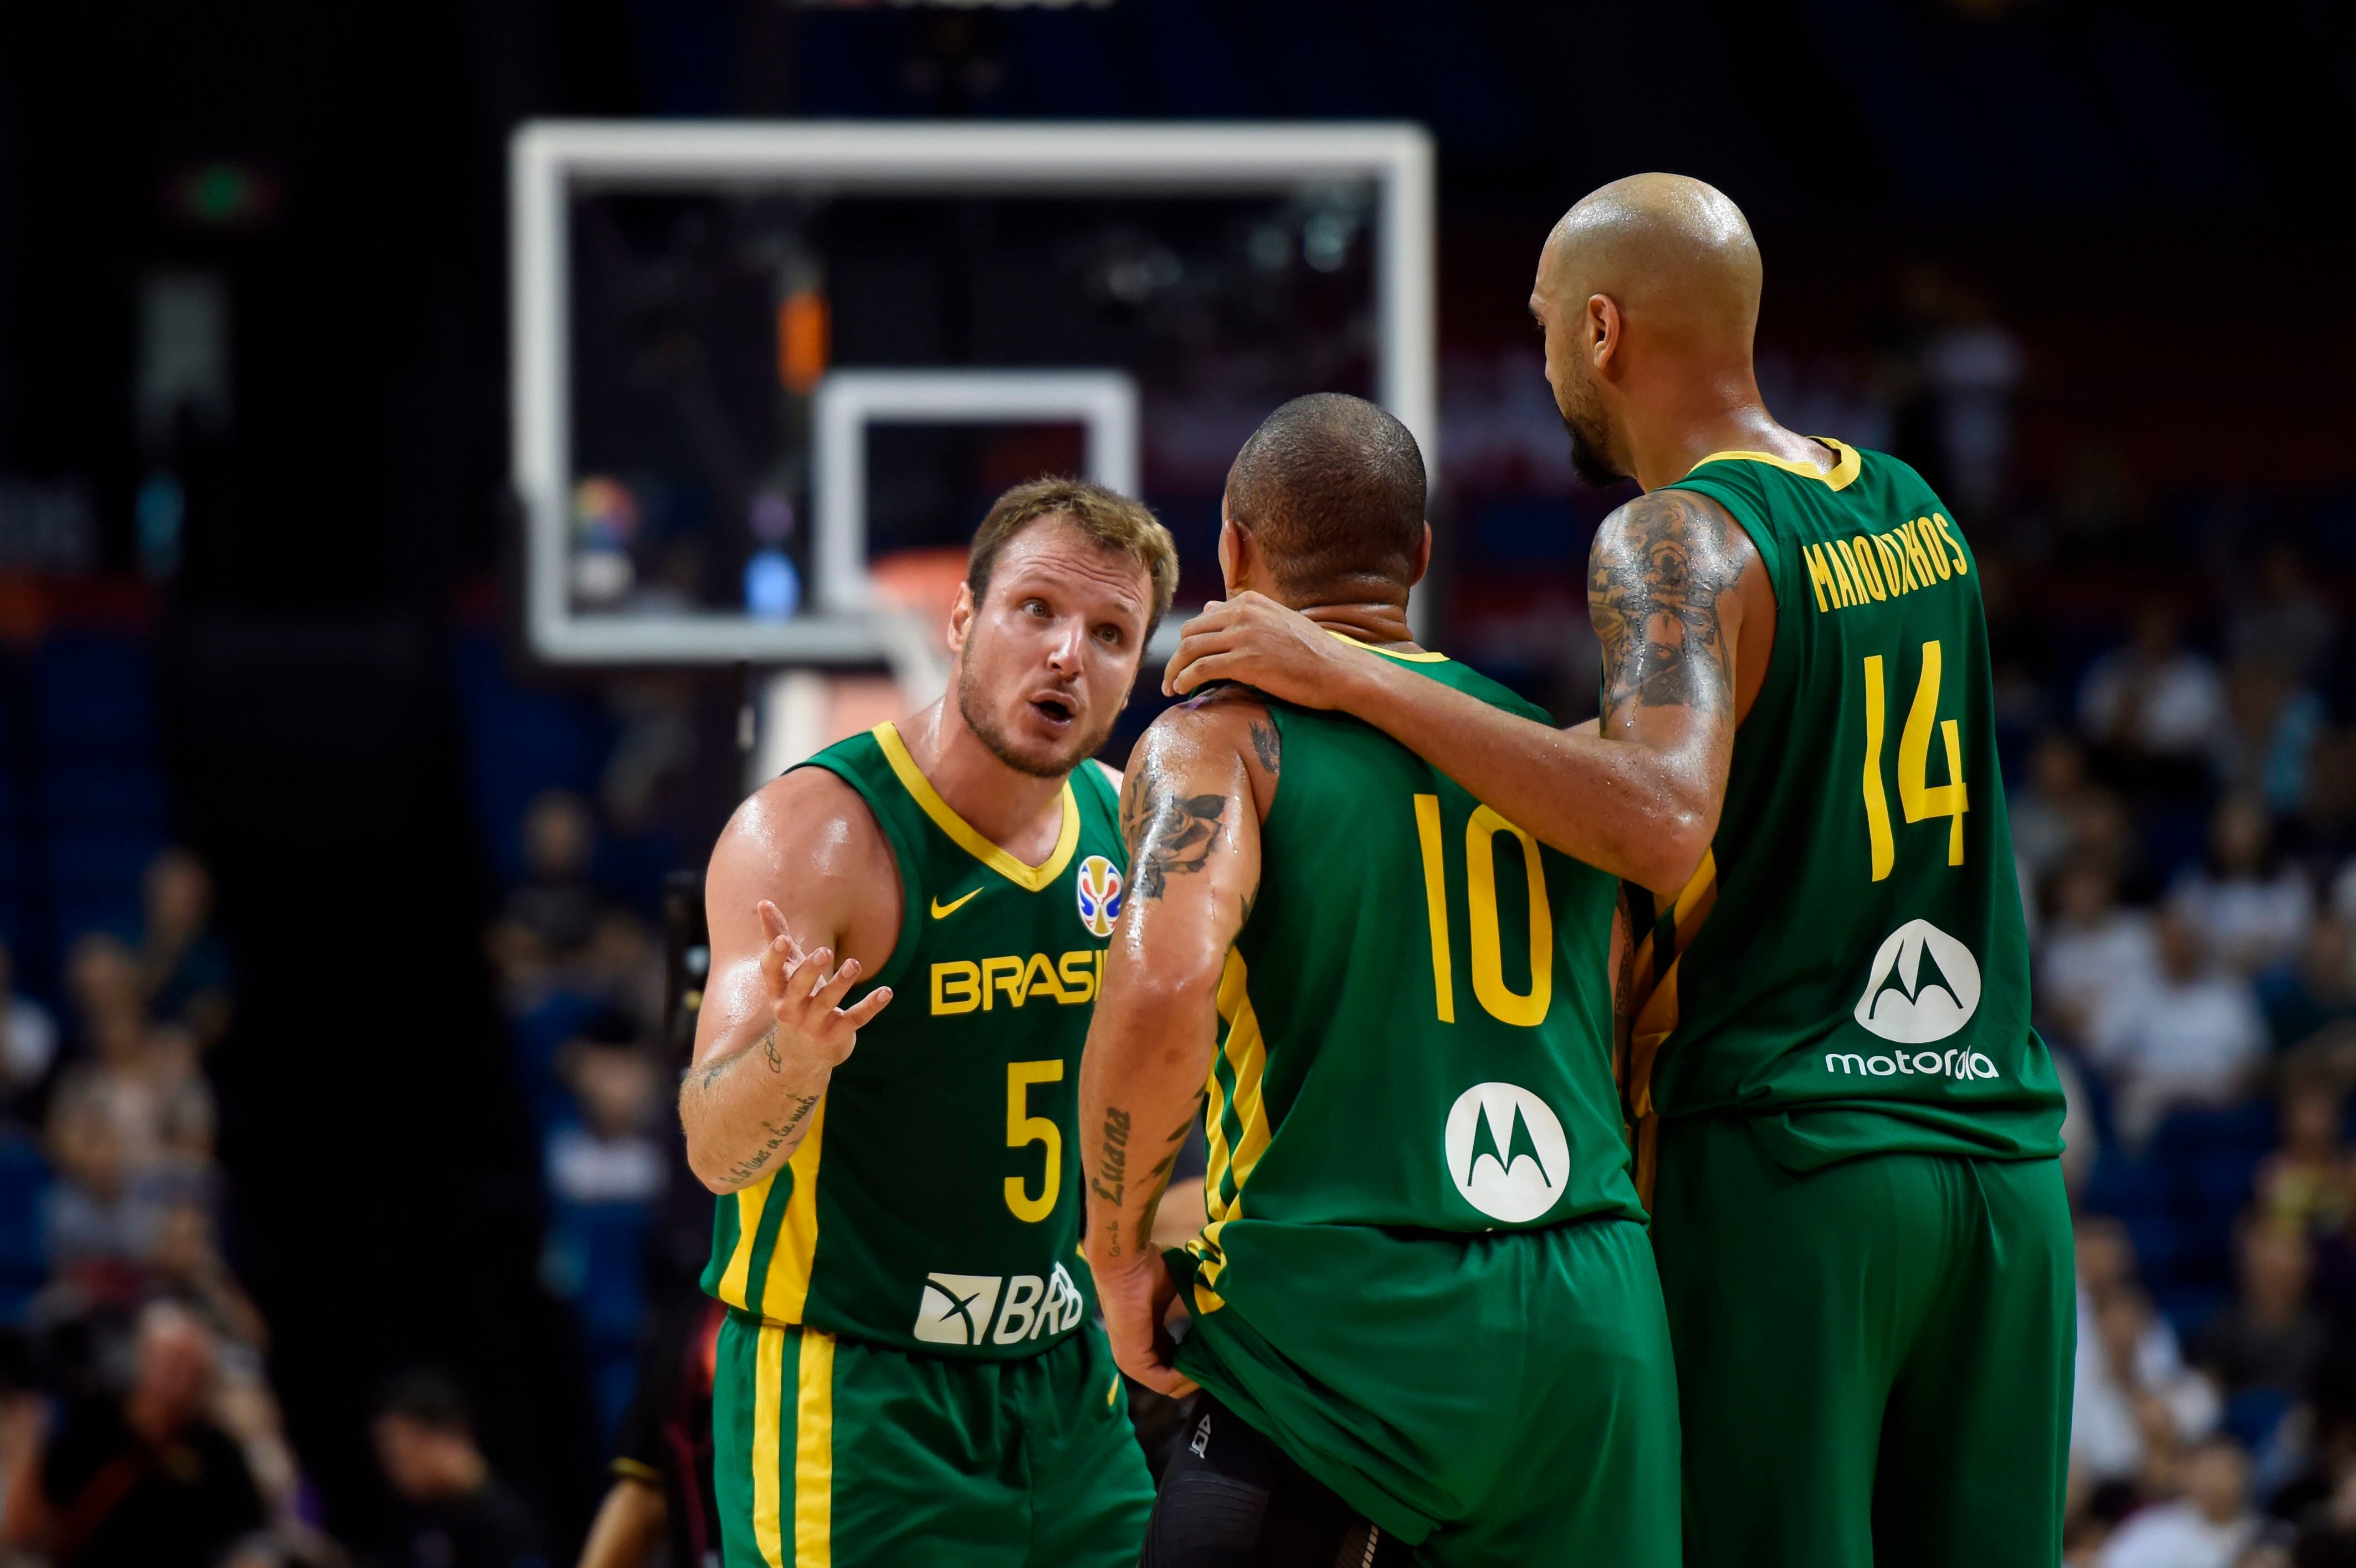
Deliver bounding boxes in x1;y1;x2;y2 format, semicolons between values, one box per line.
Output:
1537;173;1761;353
1530;173;1771;486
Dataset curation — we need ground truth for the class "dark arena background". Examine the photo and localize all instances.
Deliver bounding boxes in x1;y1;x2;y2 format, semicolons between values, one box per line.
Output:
0;3;2353;1565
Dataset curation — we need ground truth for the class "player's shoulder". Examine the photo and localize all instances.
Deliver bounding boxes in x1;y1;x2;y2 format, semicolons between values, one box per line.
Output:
1593;483;1755;576
720;765;893;885
1126;683;1279;805
1141;682;1273;758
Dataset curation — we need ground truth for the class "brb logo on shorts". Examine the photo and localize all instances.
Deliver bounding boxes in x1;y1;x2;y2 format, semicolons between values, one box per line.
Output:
1852;919;1983;1044
913;1264;1084;1346
1075;855;1123;939
1444;1083;1570;1224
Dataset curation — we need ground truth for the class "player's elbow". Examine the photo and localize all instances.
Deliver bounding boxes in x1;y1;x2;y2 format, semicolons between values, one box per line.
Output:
1630;809;1714;897
1099;953;1222;1027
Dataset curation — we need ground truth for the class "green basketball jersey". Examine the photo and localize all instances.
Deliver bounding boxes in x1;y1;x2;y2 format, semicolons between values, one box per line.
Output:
1182;640;1646;1321
1625;440;2065;1176
701;722;1128;1359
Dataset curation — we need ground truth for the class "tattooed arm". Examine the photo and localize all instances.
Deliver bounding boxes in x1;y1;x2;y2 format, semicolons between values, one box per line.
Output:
1080;690;1274;1395
679;768;900;1194
1163;488;1766;893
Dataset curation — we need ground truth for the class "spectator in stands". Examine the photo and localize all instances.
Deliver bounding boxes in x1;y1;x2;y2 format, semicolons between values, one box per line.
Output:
2255;1077;2355;1238
2215;659;2326;819
2013;732;2137;886
2195;1218;2326;1399
42;1089;155;1297
2260;919;2356;1061
0;1299;265;1567
367;1369;544;1568
2172;796;2315;976
2089;906;2268;1148
487;791;605;994
0;939;57;1126
2043;855;2162;1043
49;958;214;1198
139;849;233;1048
2094;1434;2260;1568
2075;1219;2222;1492
547;1032;663;1211
2226;544;2336;685
2080;598;2227;770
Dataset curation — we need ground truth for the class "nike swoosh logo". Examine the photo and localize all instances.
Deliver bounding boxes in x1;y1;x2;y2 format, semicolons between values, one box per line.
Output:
930;889;982;919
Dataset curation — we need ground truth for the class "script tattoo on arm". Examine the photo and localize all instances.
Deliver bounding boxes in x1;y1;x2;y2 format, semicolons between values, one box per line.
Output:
1589;488;1744;716
1120;758;1227;900
716;1093;820;1187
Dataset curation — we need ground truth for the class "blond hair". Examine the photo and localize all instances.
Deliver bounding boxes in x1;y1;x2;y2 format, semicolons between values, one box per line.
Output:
966;477;1180;637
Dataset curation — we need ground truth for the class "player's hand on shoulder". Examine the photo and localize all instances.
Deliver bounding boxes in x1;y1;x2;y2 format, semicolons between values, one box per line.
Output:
1164;591;1355;706
755;899;892;1069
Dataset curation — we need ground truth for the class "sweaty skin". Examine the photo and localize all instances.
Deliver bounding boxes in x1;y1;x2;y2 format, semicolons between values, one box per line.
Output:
1164;173;1829;896
681;517;1154;1195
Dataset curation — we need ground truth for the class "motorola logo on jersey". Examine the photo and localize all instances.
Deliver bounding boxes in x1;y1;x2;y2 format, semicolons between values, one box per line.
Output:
911;1264;1084;1346
1852;919;1982;1044
1076;855;1123;938
1443;1083;1570;1224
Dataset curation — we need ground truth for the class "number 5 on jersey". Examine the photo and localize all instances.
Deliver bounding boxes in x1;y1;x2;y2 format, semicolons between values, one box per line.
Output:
1004;1060;1063;1223
1861;639;1968;882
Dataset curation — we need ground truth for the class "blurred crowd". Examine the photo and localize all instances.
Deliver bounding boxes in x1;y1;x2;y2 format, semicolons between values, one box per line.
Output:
0;849;560;1568
2034;563;2356;1565
483;791;674;1443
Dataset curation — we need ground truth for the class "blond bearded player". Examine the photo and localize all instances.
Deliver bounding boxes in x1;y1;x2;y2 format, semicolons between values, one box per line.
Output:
680;479;1175;1567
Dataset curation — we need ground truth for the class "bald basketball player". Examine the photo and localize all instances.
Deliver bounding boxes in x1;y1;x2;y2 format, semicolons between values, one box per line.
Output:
1165;177;2072;1567
683;479;1171;1567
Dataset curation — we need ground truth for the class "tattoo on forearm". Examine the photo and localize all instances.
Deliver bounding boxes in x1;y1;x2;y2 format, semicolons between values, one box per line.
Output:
1093;1106;1134;1254
1122;760;1228;900
1248;718;1281;778
762;1024;782;1073
1590;489;1742;716
716;1093;821;1187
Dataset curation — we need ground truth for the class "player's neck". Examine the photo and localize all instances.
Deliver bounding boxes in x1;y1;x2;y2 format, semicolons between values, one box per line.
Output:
1295;601;1420;654
1626;369;1831;492
897;699;1069;859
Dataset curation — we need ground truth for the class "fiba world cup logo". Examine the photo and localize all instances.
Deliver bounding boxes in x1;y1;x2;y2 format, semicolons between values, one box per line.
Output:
1075;855;1123;938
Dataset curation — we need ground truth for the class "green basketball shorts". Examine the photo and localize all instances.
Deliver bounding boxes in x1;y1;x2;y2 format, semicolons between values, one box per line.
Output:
1648;1114;2073;1568
713;1311;1153;1568
1172;1213;1682;1565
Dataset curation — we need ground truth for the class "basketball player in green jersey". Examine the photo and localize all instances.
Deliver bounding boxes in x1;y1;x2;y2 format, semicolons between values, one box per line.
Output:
1165;179;2072;1567
1082;394;1680;1566
680;479;1174;1568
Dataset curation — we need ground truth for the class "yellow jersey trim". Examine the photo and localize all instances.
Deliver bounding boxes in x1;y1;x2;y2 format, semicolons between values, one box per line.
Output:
1191;951;1271;1316
872;721;1080;892
793;1329;836;1568
758;1096;827;1324
1326;629;1448;663
1687;437;1861;491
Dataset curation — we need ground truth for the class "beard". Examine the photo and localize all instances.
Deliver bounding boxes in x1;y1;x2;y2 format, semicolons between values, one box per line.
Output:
1557;377;1627;488
956;658;1114;780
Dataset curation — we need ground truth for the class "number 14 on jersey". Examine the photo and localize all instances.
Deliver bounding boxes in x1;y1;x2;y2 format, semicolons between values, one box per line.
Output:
1861;639;1968;882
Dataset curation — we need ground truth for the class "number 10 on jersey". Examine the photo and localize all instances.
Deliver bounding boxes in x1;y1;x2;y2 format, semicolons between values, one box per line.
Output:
1861;639;1968;882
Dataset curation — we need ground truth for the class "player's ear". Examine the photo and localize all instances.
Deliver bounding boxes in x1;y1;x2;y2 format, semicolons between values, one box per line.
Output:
946;582;975;655
1587;294;1620;370
1409;522;1432;590
1217;516;1248;596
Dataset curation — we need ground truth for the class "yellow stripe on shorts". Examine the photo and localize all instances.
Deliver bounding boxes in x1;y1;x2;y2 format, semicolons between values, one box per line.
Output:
751;1325;786;1567
794;1330;836;1567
